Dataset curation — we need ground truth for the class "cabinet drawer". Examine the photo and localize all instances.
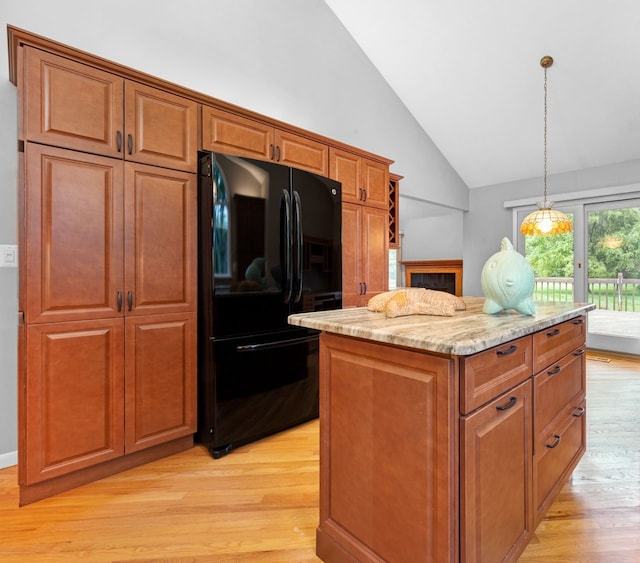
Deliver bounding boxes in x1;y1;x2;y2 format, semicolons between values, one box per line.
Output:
533;316;586;373
534;397;586;519
460;336;532;414
534;348;586;448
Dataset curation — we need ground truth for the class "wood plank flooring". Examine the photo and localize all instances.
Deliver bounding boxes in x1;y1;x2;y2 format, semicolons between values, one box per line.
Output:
0;352;638;562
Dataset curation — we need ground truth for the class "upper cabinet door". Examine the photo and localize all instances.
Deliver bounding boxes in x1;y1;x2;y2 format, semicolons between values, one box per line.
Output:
275;130;328;176
330;147;360;203
123;162;197;316
24;47;124;158
201;106;274;161
330;148;389;209
361;158;389;209
124;82;198;172
25;144;124;324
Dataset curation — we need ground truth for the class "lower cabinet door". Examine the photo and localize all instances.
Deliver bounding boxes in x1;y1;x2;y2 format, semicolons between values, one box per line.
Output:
124;313;197;453
461;379;534;563
23;319;125;485
534;397;586;522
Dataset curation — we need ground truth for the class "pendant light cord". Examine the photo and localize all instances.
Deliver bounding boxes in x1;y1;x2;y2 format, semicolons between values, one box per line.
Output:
543;64;548;204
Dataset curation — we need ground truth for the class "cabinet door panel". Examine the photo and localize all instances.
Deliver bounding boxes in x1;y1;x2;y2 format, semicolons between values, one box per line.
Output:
461;380;533;563
24;47;124;157
360;206;388;303
125;82;198;172
275;130;328;176
319;333;455;563
341;203;361;307
124;313;196;453
25;144;124;324
201;106;274;160
534;397;586;521
124;163;196;315
24;319;125;484
330;148;360;203
361;158;389;209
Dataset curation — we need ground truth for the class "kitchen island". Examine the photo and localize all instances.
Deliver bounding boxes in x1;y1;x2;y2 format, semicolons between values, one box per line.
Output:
289;296;595;563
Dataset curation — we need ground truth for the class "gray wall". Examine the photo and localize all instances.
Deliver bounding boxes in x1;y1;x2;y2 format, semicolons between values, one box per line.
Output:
0;0;468;462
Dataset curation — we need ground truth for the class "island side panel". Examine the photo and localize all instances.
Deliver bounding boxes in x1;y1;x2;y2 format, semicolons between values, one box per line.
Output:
316;332;458;563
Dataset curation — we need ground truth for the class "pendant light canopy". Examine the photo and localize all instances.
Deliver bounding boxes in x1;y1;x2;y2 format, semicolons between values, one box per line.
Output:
520;56;573;236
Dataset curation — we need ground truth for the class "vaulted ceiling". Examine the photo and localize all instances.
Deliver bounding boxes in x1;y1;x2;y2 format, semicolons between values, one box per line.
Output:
324;0;640;189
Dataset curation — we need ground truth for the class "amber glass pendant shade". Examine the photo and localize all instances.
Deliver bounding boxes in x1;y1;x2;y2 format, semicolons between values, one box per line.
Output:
520;202;572;236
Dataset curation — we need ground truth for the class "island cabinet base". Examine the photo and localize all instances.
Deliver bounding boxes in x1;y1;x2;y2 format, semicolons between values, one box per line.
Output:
316;333;458;563
315;315;587;563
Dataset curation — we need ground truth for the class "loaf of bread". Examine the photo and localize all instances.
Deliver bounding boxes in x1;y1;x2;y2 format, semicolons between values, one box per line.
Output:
367;288;466;318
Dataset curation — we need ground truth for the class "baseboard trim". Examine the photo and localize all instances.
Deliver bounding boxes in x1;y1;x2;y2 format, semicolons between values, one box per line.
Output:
0;450;18;469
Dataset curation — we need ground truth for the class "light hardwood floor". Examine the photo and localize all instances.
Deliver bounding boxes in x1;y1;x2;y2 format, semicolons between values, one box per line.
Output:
0;352;638;562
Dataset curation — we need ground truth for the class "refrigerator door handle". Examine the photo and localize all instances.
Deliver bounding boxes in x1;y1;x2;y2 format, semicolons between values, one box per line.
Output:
235;334;318;352
293;190;303;303
281;189;293;304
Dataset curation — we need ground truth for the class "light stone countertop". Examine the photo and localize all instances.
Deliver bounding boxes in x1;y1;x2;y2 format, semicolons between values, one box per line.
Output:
288;296;596;356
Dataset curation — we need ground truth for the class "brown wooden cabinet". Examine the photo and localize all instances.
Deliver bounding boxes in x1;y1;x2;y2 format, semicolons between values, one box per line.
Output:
330;147;388;209
20;142;197;501
341;203;388;307
24;47;198;172
532;316;587;523
317;332;456;563
201;105;329;175
19;46;198;503
24;318;125;484
461;379;534;563
331;146;390;307
124;313;196;453
314;314;587;562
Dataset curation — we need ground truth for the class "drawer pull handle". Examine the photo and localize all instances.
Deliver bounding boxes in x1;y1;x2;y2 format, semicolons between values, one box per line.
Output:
573;348;586;357
547;365;561;376
117;291;123;312
572;318;584;325
496;396;517;411
572;406;585;418
546;434;561;449
116;130;123;153
497;345;517;356
546;328;561;337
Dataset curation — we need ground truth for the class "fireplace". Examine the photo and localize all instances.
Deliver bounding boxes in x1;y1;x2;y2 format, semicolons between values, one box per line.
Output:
402;260;463;297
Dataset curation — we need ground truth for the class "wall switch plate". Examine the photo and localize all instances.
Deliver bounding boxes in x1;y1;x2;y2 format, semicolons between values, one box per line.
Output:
0;245;18;268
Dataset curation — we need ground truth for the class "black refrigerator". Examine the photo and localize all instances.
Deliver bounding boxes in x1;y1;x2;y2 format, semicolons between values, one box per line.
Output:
197;151;342;458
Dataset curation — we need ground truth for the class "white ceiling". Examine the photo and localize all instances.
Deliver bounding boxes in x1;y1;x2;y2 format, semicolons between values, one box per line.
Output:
324;0;640;189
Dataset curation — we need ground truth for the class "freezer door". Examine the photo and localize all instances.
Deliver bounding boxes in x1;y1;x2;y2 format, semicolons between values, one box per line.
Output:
210;329;319;456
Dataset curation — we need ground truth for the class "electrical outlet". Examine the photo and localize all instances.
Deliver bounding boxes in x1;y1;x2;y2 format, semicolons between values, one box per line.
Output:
0;245;18;268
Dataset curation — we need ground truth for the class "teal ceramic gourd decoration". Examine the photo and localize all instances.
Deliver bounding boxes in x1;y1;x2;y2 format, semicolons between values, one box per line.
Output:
481;237;536;316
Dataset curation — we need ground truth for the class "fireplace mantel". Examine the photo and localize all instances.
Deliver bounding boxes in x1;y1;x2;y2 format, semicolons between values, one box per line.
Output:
402;259;463;296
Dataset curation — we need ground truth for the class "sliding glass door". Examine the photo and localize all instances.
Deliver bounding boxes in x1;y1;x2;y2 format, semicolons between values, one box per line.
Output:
584;199;640;354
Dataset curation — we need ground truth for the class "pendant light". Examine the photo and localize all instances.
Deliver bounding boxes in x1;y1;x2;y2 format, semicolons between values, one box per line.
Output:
520;56;573;236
